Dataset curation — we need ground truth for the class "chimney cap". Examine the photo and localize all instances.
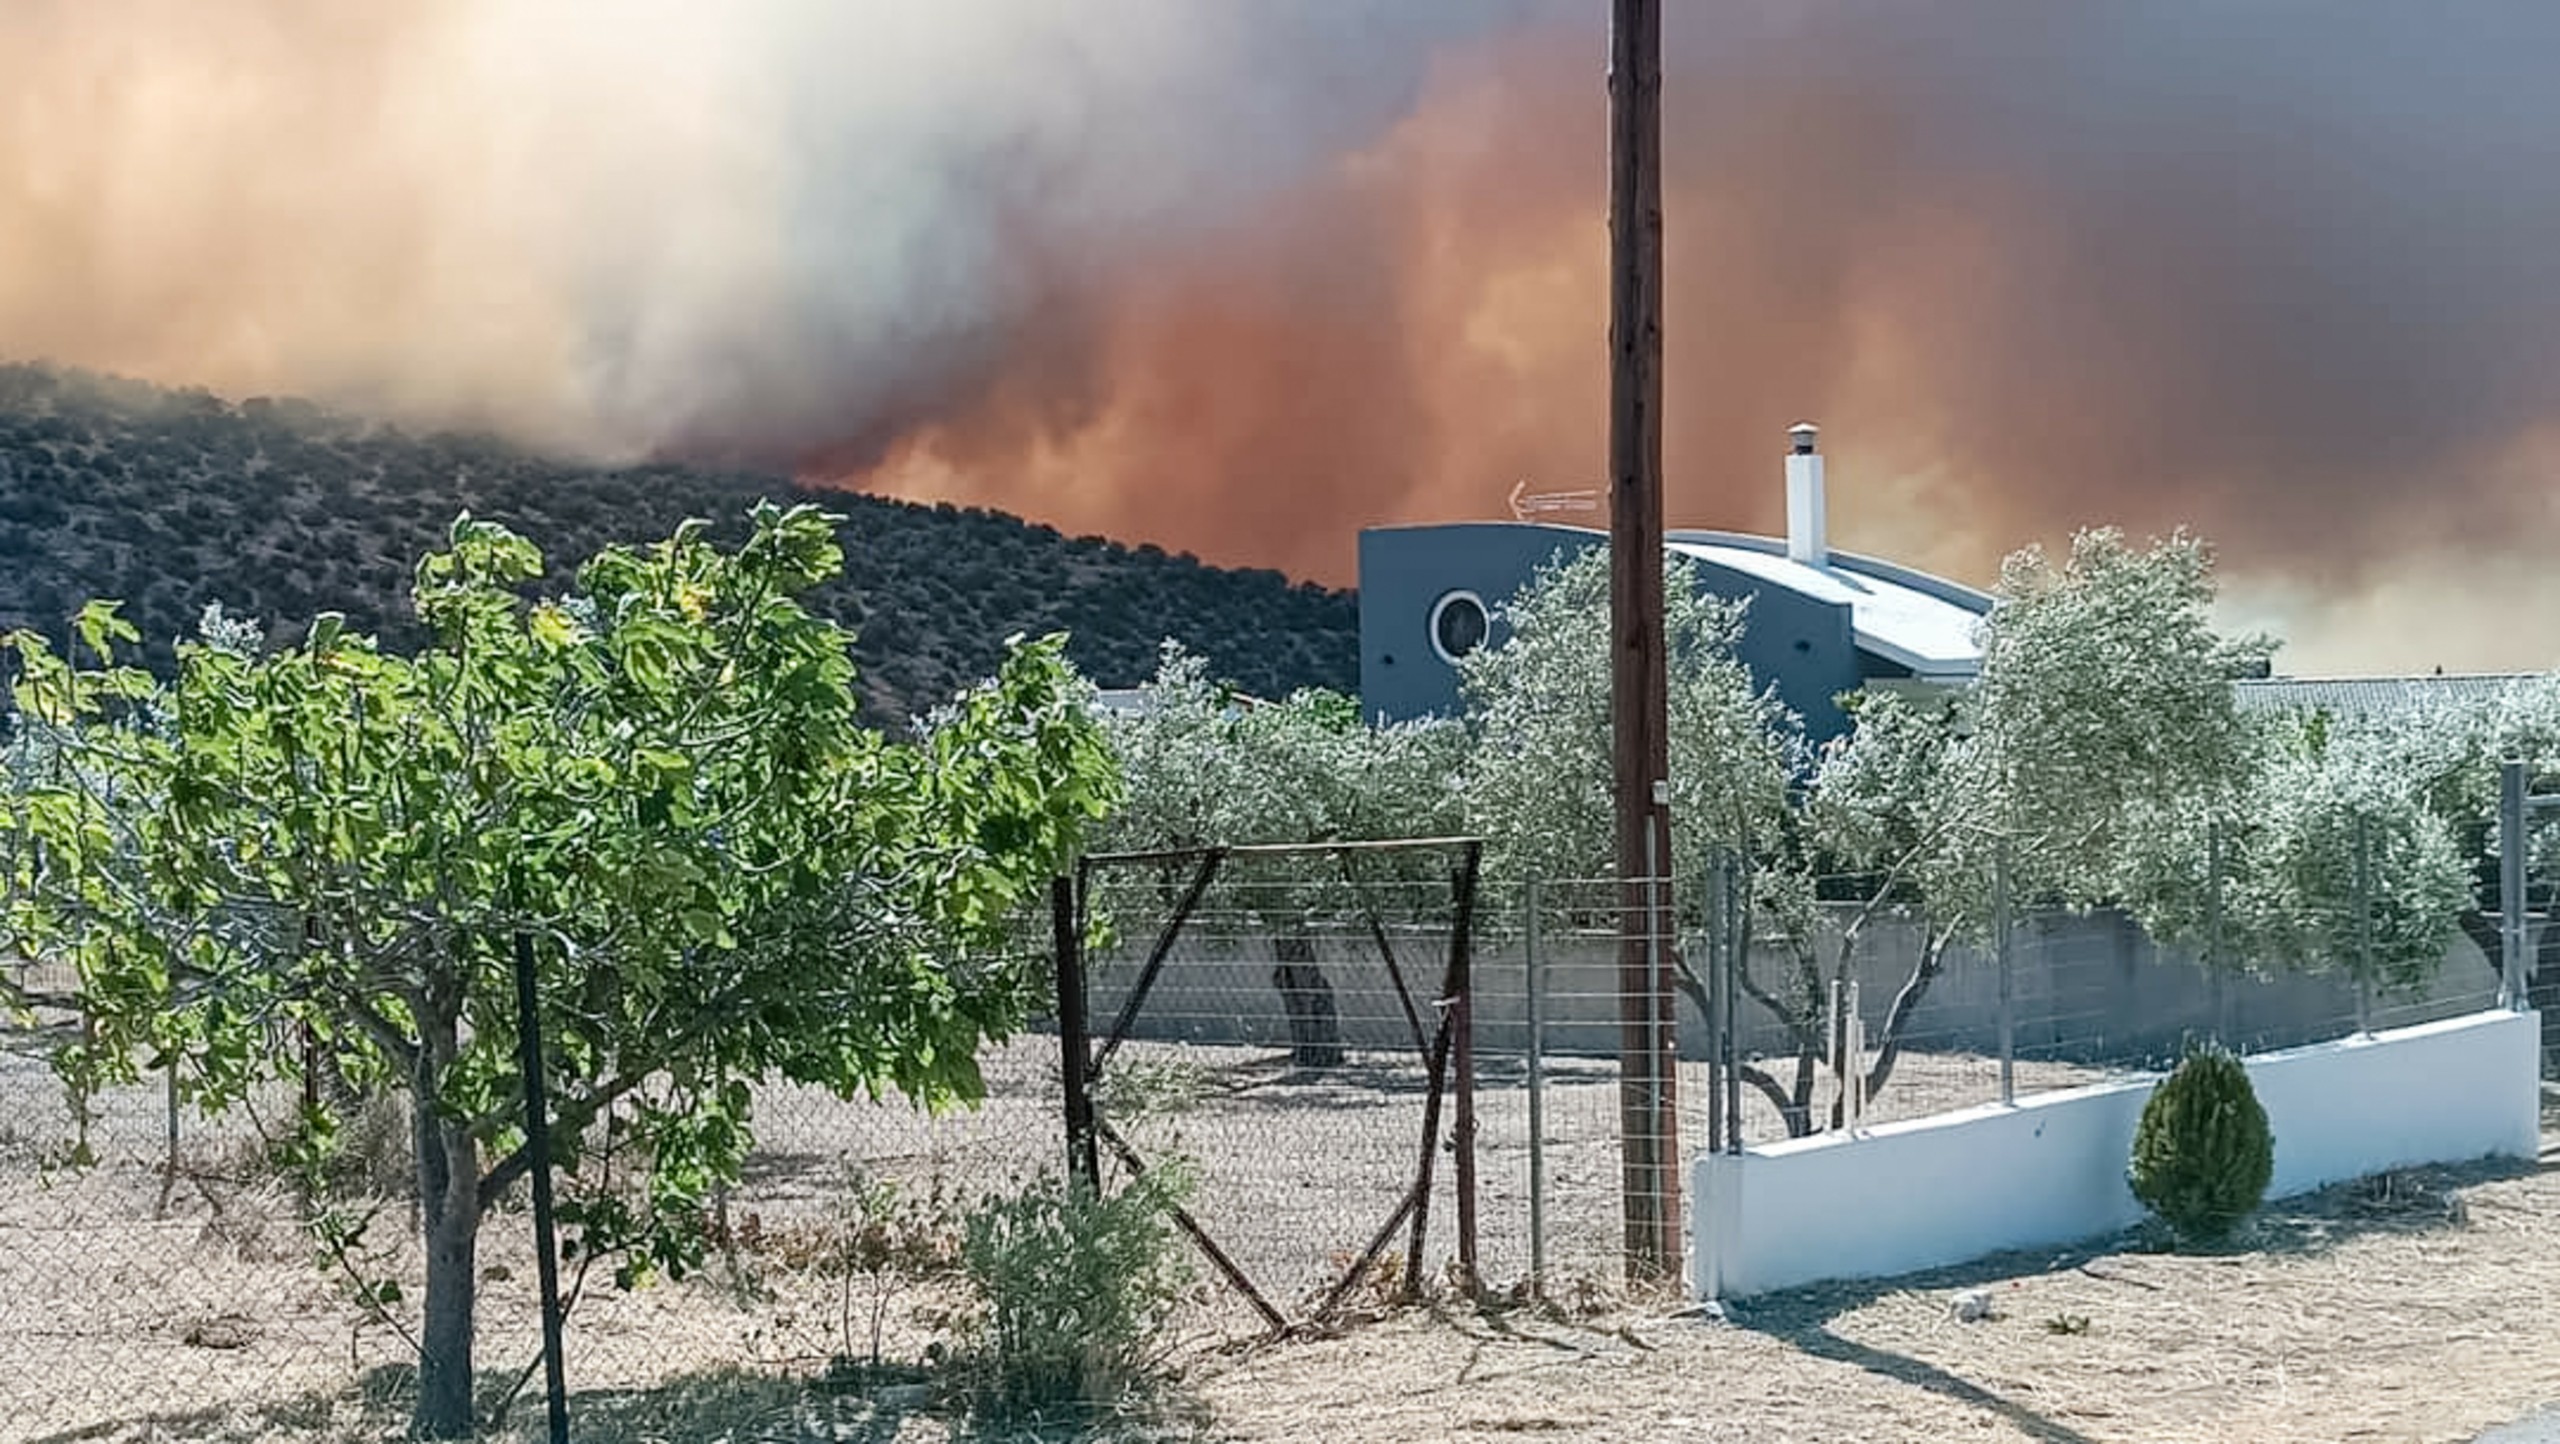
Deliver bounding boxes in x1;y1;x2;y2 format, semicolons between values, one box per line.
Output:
1787;421;1820;455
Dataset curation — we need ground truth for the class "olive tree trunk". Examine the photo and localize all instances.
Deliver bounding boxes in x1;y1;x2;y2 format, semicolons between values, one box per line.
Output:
1271;932;1343;1068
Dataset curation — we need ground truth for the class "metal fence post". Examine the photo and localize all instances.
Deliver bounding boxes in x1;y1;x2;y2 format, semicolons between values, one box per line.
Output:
1827;976;1849;1132
1723;851;1743;1156
509;930;570;1444
1645;835;1665;1258
1524;877;1547;1293
2354;814;2375;1035
1995;838;2014;1107
1449;845;1482;1295
1702;856;1723;1155
2502;760;2529;1012
1052;874;1099;1191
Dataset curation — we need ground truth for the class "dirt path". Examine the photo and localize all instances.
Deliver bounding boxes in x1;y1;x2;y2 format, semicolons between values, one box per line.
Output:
1195;1137;2560;1444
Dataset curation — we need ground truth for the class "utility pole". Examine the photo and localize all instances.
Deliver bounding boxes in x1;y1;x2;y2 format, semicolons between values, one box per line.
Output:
1607;0;1679;1280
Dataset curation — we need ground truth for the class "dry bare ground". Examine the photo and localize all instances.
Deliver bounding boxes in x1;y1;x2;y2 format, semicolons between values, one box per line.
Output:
5;1024;2553;1443
1195;1091;2560;1444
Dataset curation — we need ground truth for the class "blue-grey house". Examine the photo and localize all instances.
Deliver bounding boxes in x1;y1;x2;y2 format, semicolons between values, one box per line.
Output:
1358;426;1993;744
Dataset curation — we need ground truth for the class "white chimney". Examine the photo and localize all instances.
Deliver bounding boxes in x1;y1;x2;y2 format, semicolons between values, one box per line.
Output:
1785;421;1827;566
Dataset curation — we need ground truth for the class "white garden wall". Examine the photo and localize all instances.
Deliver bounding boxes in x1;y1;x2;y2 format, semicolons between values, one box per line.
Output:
1694;1009;2543;1299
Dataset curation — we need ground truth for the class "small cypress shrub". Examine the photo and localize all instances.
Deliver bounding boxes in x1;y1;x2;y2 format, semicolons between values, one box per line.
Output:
2128;1042;2275;1244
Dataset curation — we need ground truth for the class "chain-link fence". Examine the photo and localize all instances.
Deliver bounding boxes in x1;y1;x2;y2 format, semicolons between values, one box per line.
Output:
1715;848;2515;1161
1065;841;1485;1332
3;821;2546;1437
0;950;1069;1442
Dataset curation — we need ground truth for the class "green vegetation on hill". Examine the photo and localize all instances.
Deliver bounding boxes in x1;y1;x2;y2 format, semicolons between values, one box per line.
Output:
0;364;1356;722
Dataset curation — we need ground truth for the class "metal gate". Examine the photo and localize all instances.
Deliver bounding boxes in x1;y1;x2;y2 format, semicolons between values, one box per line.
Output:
1051;839;1482;1332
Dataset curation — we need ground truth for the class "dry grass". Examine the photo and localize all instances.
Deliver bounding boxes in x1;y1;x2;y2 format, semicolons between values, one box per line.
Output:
1197;1137;2560;1444
5;1027;2551;1444
98;1140;2557;1444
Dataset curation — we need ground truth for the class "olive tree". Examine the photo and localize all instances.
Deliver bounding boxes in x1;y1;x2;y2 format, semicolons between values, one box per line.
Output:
2351;677;2560;983
0;505;1117;1437
1455;548;1828;1122
1796;530;2273;1131
1093;643;1467;1065
2134;678;2558;1014
1450;533;2278;1136
1456;548;1798;885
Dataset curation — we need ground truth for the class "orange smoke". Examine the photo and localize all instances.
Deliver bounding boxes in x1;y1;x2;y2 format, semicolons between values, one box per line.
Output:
836;22;2013;584
834;8;2560;679
842;29;1606;583
10;4;2560;673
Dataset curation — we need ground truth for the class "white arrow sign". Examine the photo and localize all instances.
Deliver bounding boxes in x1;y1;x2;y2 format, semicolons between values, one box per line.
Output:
1508;478;1603;521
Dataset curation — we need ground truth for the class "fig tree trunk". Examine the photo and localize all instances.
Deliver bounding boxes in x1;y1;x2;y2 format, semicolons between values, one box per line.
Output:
411;1019;482;1439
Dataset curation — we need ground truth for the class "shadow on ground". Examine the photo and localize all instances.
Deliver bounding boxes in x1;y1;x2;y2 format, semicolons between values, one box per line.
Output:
1720;1154;2545;1444
28;1360;1212;1444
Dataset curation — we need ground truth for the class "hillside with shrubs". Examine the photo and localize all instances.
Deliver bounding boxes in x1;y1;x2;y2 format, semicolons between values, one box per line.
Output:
0;364;1357;722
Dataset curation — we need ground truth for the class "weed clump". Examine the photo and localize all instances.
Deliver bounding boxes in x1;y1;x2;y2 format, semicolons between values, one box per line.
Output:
955;1166;1193;1423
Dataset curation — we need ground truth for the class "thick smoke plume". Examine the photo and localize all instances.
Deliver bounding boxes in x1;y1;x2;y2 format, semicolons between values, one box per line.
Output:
7;2;2559;672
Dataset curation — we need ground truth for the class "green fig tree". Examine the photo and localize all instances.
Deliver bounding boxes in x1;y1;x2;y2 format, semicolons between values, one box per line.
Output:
0;504;1117;1437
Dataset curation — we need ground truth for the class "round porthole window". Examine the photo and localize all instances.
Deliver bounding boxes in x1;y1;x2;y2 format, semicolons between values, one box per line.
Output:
1429;590;1489;664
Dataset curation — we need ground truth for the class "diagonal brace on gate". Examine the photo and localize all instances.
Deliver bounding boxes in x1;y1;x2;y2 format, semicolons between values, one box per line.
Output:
1057;839;1485;1333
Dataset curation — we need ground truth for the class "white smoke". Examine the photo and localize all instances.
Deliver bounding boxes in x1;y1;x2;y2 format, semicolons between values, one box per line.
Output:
0;0;1530;450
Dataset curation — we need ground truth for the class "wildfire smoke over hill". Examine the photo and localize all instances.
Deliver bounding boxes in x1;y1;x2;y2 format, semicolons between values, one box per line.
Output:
7;2;2559;670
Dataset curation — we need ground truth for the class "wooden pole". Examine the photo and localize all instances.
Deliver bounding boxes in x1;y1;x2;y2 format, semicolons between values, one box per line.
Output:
1608;0;1680;1281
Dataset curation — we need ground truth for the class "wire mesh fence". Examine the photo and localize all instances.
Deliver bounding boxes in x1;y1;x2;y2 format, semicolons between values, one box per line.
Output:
0;976;359;1439
1712;845;2516;1160
1;824;2544;1437
1066;841;1484;1331
1472;876;1673;1295
0;950;1071;1442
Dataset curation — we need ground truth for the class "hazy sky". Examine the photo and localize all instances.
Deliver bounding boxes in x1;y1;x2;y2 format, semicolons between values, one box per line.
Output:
7;1;2559;674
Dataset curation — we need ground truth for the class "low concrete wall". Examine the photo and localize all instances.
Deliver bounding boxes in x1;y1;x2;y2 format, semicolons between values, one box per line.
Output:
1086;911;2505;1067
1693;1009;2544;1299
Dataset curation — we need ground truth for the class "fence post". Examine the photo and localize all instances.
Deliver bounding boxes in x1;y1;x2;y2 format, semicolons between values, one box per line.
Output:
1722;851;1743;1157
1702;857;1722;1155
1524;877;1547;1293
1052;875;1099;1192
2208;817;2234;1045
509;930;570;1444
159;1056;179;1218
1639;822;1680;1273
2354;814;2375;1035
1843;980;1865;1131
1828;976;1849;1133
1450;844;1483;1297
1995;838;2014;1107
2502;760;2529;1012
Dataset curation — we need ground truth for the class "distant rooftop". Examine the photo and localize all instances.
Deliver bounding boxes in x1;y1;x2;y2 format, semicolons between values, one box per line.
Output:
1088;686;1263;719
1665;529;1992;678
2235;673;2539;716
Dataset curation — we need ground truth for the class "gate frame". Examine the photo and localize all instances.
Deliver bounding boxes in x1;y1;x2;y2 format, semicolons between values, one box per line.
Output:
1052;837;1484;1332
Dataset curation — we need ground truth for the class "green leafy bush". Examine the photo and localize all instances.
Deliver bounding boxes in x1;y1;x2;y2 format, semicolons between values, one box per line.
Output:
956;1167;1193;1422
2128;1043;2275;1243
